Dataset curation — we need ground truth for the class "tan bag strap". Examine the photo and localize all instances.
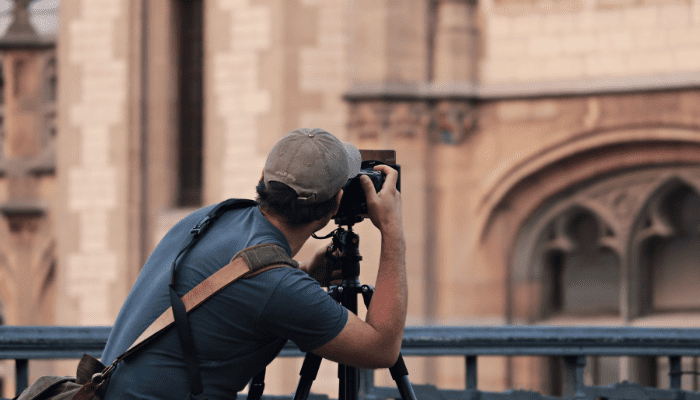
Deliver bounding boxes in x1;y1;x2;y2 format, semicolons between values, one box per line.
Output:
113;243;297;363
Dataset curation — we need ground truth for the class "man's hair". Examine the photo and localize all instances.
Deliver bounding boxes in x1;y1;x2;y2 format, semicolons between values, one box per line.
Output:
256;180;339;227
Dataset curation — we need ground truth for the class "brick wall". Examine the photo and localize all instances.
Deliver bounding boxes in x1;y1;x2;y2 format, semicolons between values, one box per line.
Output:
482;0;700;83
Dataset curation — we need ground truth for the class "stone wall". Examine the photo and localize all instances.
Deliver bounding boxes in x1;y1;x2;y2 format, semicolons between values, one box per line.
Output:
482;0;700;82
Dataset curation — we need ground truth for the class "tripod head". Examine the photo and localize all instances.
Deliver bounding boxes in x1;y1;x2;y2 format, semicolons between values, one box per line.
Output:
325;218;363;286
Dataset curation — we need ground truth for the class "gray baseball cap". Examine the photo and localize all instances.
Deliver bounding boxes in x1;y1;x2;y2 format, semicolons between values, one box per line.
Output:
264;128;361;204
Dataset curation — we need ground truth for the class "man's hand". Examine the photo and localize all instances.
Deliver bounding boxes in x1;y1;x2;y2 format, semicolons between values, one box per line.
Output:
299;244;342;287
360;165;403;237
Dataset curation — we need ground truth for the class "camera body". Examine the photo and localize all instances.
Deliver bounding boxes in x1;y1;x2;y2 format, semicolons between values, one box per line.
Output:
333;150;400;223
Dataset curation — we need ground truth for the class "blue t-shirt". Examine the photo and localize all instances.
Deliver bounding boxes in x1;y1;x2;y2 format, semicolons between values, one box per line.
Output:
101;203;348;399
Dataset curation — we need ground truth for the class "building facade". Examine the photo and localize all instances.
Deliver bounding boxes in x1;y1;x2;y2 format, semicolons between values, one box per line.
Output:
2;0;700;397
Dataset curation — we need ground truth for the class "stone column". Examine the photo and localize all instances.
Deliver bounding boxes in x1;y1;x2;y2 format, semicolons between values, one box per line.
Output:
56;0;132;330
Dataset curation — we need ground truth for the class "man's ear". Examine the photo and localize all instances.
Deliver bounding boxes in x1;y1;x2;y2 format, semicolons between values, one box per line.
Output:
260;169;265;182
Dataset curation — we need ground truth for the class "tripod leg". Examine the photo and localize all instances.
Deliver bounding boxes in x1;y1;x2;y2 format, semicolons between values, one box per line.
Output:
338;364;359;400
361;285;417;400
389;355;418;400
294;352;323;400
248;368;266;400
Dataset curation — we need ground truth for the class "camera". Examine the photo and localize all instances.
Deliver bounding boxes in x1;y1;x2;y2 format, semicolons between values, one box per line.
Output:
333;150;401;223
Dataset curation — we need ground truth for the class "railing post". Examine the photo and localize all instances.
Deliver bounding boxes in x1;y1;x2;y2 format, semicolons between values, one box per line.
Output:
669;356;682;390
15;359;28;396
359;368;374;398
466;356;477;390
563;355;586;398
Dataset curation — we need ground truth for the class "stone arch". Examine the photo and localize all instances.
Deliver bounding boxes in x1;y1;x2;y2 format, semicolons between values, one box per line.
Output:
509;169;700;321
492;128;700;323
479;125;700;243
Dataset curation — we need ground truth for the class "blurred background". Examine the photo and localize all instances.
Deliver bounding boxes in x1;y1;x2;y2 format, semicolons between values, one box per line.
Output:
1;0;700;397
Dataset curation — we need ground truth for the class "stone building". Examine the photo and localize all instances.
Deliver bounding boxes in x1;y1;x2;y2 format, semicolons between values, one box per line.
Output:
0;0;57;395
3;0;700;397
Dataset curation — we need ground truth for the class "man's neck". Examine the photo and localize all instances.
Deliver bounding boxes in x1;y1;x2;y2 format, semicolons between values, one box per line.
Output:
259;206;314;257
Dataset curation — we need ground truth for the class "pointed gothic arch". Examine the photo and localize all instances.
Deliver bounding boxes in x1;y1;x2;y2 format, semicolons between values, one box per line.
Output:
479;126;700;244
478;128;700;324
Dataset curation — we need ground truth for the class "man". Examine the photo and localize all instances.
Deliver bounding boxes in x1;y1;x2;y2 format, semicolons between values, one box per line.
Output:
100;128;406;399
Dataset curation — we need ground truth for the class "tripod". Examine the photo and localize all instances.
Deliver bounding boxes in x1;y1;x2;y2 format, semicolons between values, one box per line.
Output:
293;218;417;400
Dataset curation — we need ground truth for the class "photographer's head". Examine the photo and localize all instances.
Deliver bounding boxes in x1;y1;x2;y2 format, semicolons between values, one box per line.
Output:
257;128;360;230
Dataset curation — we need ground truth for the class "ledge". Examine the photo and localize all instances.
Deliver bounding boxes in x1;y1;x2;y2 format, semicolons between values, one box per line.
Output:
344;81;479;101
0;33;55;50
0;199;47;218
0;148;56;177
344;72;700;102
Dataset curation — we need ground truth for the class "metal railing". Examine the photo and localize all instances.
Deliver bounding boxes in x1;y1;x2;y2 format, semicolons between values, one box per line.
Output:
3;326;700;399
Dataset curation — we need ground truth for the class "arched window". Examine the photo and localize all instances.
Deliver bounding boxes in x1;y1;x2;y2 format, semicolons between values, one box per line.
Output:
562;211;620;315
537;209;622;394
512;167;700;394
633;182;700;315
539;209;621;318
646;185;700;312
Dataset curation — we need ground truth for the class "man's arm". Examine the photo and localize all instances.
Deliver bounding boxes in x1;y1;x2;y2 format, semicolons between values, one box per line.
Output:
312;165;407;369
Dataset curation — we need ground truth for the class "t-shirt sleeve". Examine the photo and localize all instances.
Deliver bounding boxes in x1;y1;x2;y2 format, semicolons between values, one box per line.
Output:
258;269;348;353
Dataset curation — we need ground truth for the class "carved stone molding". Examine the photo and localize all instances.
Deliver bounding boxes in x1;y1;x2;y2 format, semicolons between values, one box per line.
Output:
347;101;386;140
431;100;477;144
585;174;660;229
347;99;477;144
387;102;430;139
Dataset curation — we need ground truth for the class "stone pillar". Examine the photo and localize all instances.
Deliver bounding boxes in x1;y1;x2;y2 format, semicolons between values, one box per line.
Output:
56;0;133;329
433;0;479;83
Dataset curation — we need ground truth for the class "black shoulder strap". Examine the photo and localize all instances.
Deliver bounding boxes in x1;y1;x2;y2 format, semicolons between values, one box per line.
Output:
169;198;257;400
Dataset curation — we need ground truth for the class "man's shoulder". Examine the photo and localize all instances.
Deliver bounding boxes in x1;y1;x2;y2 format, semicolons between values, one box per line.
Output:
244;264;319;297
248;263;305;282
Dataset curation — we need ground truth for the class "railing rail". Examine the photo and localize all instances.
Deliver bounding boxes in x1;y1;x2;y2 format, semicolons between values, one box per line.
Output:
2;326;700;399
